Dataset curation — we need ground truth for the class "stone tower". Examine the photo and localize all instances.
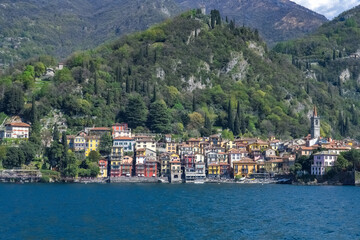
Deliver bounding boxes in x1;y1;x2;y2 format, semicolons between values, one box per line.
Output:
311;106;320;139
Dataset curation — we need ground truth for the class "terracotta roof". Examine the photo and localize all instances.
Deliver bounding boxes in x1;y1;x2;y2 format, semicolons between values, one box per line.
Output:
114;137;133;140
90;127;111;131
112;123;128;126
7;122;30;127
67;135;75;139
233;158;256;164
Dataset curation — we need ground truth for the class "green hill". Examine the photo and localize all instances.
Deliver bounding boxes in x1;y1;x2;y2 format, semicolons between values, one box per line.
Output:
274;5;360;139
1;10;355;140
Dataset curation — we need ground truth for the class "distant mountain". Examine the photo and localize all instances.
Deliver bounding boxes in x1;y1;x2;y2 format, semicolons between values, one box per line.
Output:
0;0;328;65
174;0;328;46
0;0;180;63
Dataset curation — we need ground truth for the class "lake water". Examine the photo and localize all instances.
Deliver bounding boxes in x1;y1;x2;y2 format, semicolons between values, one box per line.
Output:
0;183;359;240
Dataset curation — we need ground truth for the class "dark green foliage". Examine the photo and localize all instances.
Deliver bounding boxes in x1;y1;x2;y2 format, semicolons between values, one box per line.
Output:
202;113;212;137
147;100;171;133
2;86;24;116
99;133;113;156
227;100;233;131
88;151;101;162
20;142;36;165
125;94;147;129
3;147;25;169
53;124;60;143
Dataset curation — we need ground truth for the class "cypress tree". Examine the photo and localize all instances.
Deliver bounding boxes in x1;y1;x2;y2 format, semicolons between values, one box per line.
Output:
233;101;241;136
192;95;196;112
204;113;212;136
227;100;233;131
30;95;38;124
240;109;246;134
152;85;157;102
53;124;60;142
94;72;99;95
126;77;130;93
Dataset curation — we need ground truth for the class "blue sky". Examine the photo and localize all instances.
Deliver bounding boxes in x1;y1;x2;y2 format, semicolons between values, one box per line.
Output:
292;0;360;19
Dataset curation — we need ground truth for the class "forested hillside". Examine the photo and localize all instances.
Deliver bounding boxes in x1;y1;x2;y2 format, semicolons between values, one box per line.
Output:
0;10;333;141
0;0;180;64
274;5;360;139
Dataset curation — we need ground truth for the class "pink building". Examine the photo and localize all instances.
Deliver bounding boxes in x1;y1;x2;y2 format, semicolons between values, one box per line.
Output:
311;151;339;176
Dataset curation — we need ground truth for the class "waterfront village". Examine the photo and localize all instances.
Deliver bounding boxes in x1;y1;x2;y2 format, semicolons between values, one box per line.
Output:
0;106;357;183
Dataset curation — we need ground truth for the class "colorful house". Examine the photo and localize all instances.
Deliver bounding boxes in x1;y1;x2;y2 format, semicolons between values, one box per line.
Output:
145;160;158;177
160;153;171;177
120;156;133;176
98;159;108;178
170;156;182;183
112;123;131;138
85;136;101;157
110;158;121;177
233;158;258;178
247;140;269;153
208;163;220;178
113;137;135;153
311;151;339;176
166;142;177;154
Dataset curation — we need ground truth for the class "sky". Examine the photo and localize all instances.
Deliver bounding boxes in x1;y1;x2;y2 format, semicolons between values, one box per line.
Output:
292;0;360;19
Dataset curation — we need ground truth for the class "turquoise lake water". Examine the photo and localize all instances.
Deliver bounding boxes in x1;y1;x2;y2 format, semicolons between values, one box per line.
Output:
0;184;359;240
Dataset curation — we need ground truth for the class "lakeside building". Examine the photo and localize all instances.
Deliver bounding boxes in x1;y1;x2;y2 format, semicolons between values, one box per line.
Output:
120;156;133;177
311;151;339;176
233;158;258;178
98;159;108;178
170;154;182;183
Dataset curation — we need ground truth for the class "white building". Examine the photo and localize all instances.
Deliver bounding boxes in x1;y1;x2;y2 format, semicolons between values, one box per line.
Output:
1;122;31;139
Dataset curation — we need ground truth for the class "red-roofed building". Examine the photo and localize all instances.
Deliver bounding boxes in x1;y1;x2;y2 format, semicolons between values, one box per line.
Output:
113;136;135;153
1;122;31;139
112;123;131;138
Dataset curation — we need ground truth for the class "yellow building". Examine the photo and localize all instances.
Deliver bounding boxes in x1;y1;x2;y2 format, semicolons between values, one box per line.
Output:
85;136;101;157
247;140;269;153
208;163;220;177
264;159;284;173
166;142;177;154
233;158;258;178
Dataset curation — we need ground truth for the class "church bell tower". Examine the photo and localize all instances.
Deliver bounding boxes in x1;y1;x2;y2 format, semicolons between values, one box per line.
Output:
311;106;320;139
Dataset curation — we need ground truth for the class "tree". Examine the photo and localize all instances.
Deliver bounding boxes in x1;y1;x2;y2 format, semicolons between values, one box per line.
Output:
99;133;112;156
227;100;233;131
53;124;60;142
192;95;196;112
88;151;101;162
94;72;99;95
126;76;131;93
20;142;36;165
34;62;46;77
152;85;157;102
147;100;171;133
188;112;205;130
29;96;41;146
202;113;212;136
233;101;241;136
3;86;24;115
125;94;148;128
3;148;25;169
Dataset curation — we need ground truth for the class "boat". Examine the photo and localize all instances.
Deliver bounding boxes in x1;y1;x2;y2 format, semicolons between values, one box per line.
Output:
194;179;205;184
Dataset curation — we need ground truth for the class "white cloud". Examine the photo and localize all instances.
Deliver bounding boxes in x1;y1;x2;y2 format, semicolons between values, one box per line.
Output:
292;0;360;19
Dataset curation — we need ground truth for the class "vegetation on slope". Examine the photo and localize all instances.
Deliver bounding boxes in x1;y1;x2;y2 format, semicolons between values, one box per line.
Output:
1;10;319;141
274;5;360;140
